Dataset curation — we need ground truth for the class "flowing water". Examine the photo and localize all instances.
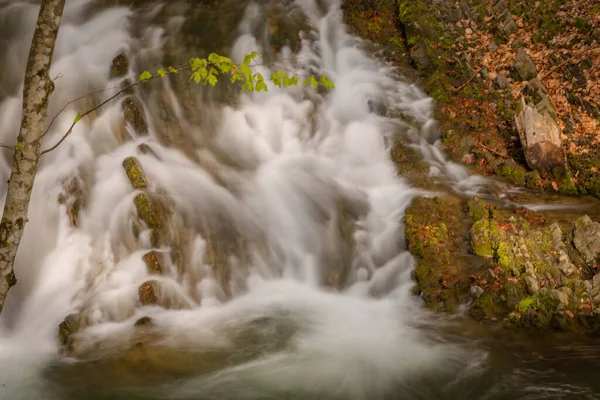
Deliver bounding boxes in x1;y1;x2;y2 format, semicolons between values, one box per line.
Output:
0;1;599;399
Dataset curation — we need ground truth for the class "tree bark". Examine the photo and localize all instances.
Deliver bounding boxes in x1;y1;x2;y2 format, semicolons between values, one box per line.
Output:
0;0;66;314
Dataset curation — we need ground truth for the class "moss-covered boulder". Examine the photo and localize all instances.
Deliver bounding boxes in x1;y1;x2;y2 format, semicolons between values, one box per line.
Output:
58;313;80;349
464;199;600;330
142;250;164;275
405;195;470;312
109;53;129;78
122;96;148;135
138;280;161;306
122;157;149;189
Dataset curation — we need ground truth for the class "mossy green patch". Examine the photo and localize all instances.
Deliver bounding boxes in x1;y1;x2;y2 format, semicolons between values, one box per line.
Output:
405;196;470;312
123;157;149;189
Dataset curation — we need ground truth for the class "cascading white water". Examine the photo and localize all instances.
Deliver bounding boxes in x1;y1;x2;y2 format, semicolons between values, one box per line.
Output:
0;1;487;398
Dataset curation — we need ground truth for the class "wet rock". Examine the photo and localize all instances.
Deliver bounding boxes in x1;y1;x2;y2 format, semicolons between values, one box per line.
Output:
572;216;600;264
122;96;148;135
515;97;563;171
138;280;161;306
137;143;160;159
470;285;485;299
110;53;129;78
513;49;537;81
142;250;164;275
122;157;149;189
134;316;154;327
58;314;80;348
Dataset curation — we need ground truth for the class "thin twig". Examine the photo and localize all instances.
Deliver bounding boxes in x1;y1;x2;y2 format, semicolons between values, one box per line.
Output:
452;68;482;92
39;80;141;156
0;144;15;151
475;141;508;158
39;56;320;157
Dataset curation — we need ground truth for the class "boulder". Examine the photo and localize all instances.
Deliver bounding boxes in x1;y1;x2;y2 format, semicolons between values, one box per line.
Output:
122;157;149;189
122;96;148;135
572;216;600;264
110;53;129;78
513;49;537;81
515;97;563;171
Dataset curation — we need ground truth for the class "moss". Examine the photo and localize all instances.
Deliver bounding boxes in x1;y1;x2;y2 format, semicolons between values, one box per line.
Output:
466;197;490;221
567;151;600;198
142;251;163;275
470;292;500;320
122;157;149;189
134;193;161;229
470;219;503;257
405;196;470;311
138;280;160;305
516;296;536;313
498;163;527;186
515;292;560;330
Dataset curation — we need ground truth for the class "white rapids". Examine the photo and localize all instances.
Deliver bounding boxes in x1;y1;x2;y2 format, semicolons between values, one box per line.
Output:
0;0;488;399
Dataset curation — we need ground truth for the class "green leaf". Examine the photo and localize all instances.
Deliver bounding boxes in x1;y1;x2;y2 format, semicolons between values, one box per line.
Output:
256;81;268;92
208;53;220;64
157;69;166;77
139;71;152;82
270;72;282;87
242;81;255;92
167;66;178;73
73;112;82;124
207;74;218;86
189;57;207;71
240;63;252;78
192;71;201;84
198;66;208;80
16;143;24;151
243;51;260;65
320;75;335;89
290;76;299;86
231;71;244;83
303;75;318;88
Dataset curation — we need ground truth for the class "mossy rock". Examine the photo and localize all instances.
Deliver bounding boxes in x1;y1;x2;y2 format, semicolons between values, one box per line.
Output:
138;280;161;306
110;53;129;78
134;316;154;327
405;195;471;311
58;313;80;348
122;157;149;189
122;96;148;135
142;250;164;275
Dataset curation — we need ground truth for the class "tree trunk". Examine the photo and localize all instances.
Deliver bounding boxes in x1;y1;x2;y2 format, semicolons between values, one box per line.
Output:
0;0;66;314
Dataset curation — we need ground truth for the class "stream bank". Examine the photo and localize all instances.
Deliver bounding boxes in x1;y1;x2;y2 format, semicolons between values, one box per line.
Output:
343;0;600;333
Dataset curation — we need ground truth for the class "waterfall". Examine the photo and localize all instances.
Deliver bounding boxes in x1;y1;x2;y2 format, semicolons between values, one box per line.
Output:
0;1;484;398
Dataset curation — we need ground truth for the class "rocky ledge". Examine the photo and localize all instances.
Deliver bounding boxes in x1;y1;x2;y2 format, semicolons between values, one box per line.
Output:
405;195;600;332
